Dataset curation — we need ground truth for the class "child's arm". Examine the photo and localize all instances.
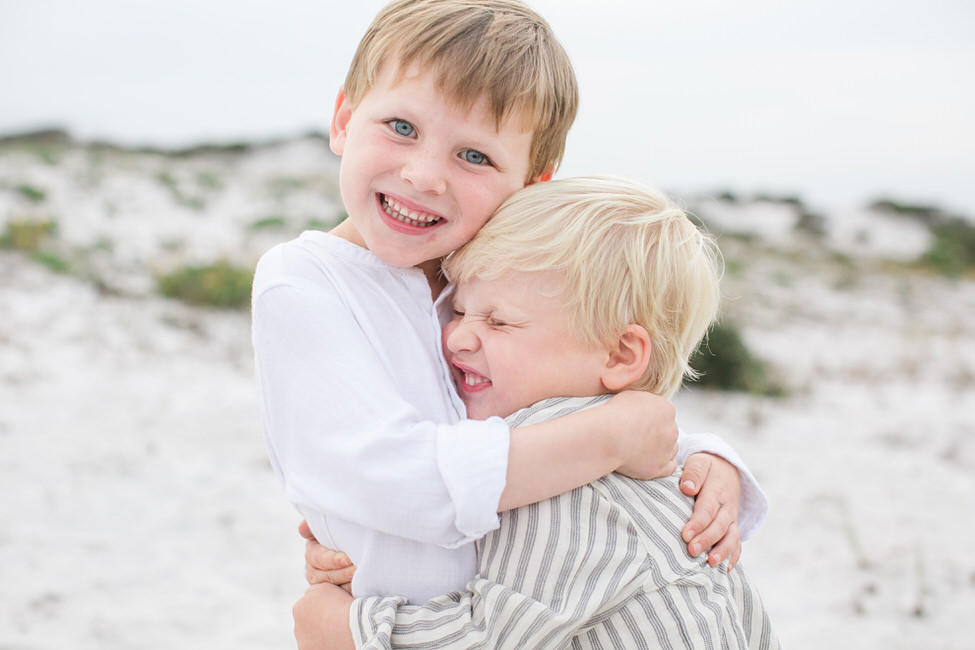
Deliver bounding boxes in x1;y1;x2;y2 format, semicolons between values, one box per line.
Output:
254;252;679;548
498;390;678;511
254;260;505;547
295;492;656;650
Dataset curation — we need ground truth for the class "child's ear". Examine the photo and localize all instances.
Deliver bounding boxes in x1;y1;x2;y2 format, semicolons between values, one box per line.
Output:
527;165;554;185
329;88;352;156
600;325;652;392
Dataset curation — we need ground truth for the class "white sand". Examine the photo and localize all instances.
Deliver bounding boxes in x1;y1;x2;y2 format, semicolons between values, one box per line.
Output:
2;136;973;649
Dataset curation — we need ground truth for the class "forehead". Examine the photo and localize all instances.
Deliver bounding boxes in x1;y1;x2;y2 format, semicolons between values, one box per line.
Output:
454;271;563;308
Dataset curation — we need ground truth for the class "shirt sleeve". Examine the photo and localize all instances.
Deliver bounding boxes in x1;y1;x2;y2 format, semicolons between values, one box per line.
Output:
252;272;509;548
676;430;768;540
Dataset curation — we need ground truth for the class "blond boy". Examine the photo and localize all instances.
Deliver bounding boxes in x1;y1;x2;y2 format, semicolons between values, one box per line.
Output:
253;0;765;611
295;177;779;649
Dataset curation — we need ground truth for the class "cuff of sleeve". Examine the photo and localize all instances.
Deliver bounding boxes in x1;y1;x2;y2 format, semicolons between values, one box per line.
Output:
677;431;769;541
436;416;510;548
351;595;408;650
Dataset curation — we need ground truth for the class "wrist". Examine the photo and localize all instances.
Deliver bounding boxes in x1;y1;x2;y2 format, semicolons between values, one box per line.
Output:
593;399;627;470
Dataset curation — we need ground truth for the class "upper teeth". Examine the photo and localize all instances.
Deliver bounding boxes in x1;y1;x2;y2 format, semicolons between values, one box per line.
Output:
464;373;489;386
383;195;440;227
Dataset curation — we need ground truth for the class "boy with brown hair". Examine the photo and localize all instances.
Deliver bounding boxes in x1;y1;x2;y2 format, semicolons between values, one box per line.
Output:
252;0;765;612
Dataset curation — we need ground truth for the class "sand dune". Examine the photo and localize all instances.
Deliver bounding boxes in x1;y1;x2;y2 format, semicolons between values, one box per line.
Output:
2;134;973;649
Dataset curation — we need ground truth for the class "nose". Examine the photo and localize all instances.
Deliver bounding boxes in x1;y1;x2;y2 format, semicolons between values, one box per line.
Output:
444;316;480;354
401;148;447;195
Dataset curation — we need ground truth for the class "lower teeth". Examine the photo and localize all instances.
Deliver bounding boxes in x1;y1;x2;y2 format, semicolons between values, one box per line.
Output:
384;196;437;227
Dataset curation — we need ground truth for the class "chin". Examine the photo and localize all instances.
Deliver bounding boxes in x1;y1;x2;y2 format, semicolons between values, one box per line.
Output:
462;401;495;421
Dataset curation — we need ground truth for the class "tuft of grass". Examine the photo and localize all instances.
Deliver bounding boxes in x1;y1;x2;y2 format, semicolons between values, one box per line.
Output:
869;198;943;225
16;184;47;203
156;171;206;210
305;216;336;231
157;171;179;192
920;217;975;277
0;130;70;164
31;250;71;274
268;177;307;197
753;193;805;208
796;209;827;236
722;257;746;278
714;190;740;204
0;219;58;251
196;171;223;190
156;260;254;309
163;142;252;158
250;216;289;230
688;321;783;395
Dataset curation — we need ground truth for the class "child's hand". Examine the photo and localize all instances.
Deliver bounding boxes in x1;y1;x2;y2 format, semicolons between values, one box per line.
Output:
299;520;356;591
607;391;679;480
293;582;355;650
679;453;742;570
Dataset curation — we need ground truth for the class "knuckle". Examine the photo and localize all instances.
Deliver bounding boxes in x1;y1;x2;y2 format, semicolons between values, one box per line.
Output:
698;531;719;547
702;498;720;517
714;508;733;526
664;400;676;419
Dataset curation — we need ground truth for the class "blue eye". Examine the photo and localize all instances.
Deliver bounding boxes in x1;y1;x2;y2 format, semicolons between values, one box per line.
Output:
461;150;489;165
389;119;415;137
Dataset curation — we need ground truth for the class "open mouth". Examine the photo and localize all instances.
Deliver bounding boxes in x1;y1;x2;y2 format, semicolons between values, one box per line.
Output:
451;362;491;391
381;194;442;228
461;372;490;387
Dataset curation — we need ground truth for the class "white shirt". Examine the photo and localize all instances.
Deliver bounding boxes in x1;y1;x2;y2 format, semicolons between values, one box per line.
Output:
252;231;767;604
351;397;780;650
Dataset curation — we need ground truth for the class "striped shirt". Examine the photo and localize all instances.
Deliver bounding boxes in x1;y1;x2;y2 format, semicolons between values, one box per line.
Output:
351;396;779;649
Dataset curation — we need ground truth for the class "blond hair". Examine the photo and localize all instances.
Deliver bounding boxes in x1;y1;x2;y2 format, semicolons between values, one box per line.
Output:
444;177;722;398
344;0;577;181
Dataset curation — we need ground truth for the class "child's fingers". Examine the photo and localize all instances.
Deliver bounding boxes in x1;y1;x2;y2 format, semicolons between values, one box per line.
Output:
306;564;357;587
305;548;356;586
304;536;356;586
679;453;713;497
298;520;316;541
727;540;743;571
685;503;734;558
704;523;742;571
681;488;720;544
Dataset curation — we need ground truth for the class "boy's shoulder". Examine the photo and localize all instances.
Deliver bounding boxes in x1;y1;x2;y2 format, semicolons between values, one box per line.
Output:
593;471;694;539
493;471;707;592
585;472;707;586
254;230;396;291
258;230;352;268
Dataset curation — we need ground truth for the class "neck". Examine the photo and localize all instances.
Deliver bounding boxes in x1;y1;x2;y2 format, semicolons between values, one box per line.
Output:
420;259;447;299
329;218;366;248
329;220;446;299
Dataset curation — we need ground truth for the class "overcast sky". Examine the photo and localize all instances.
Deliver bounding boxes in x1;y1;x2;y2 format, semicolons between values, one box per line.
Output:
2;0;973;214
